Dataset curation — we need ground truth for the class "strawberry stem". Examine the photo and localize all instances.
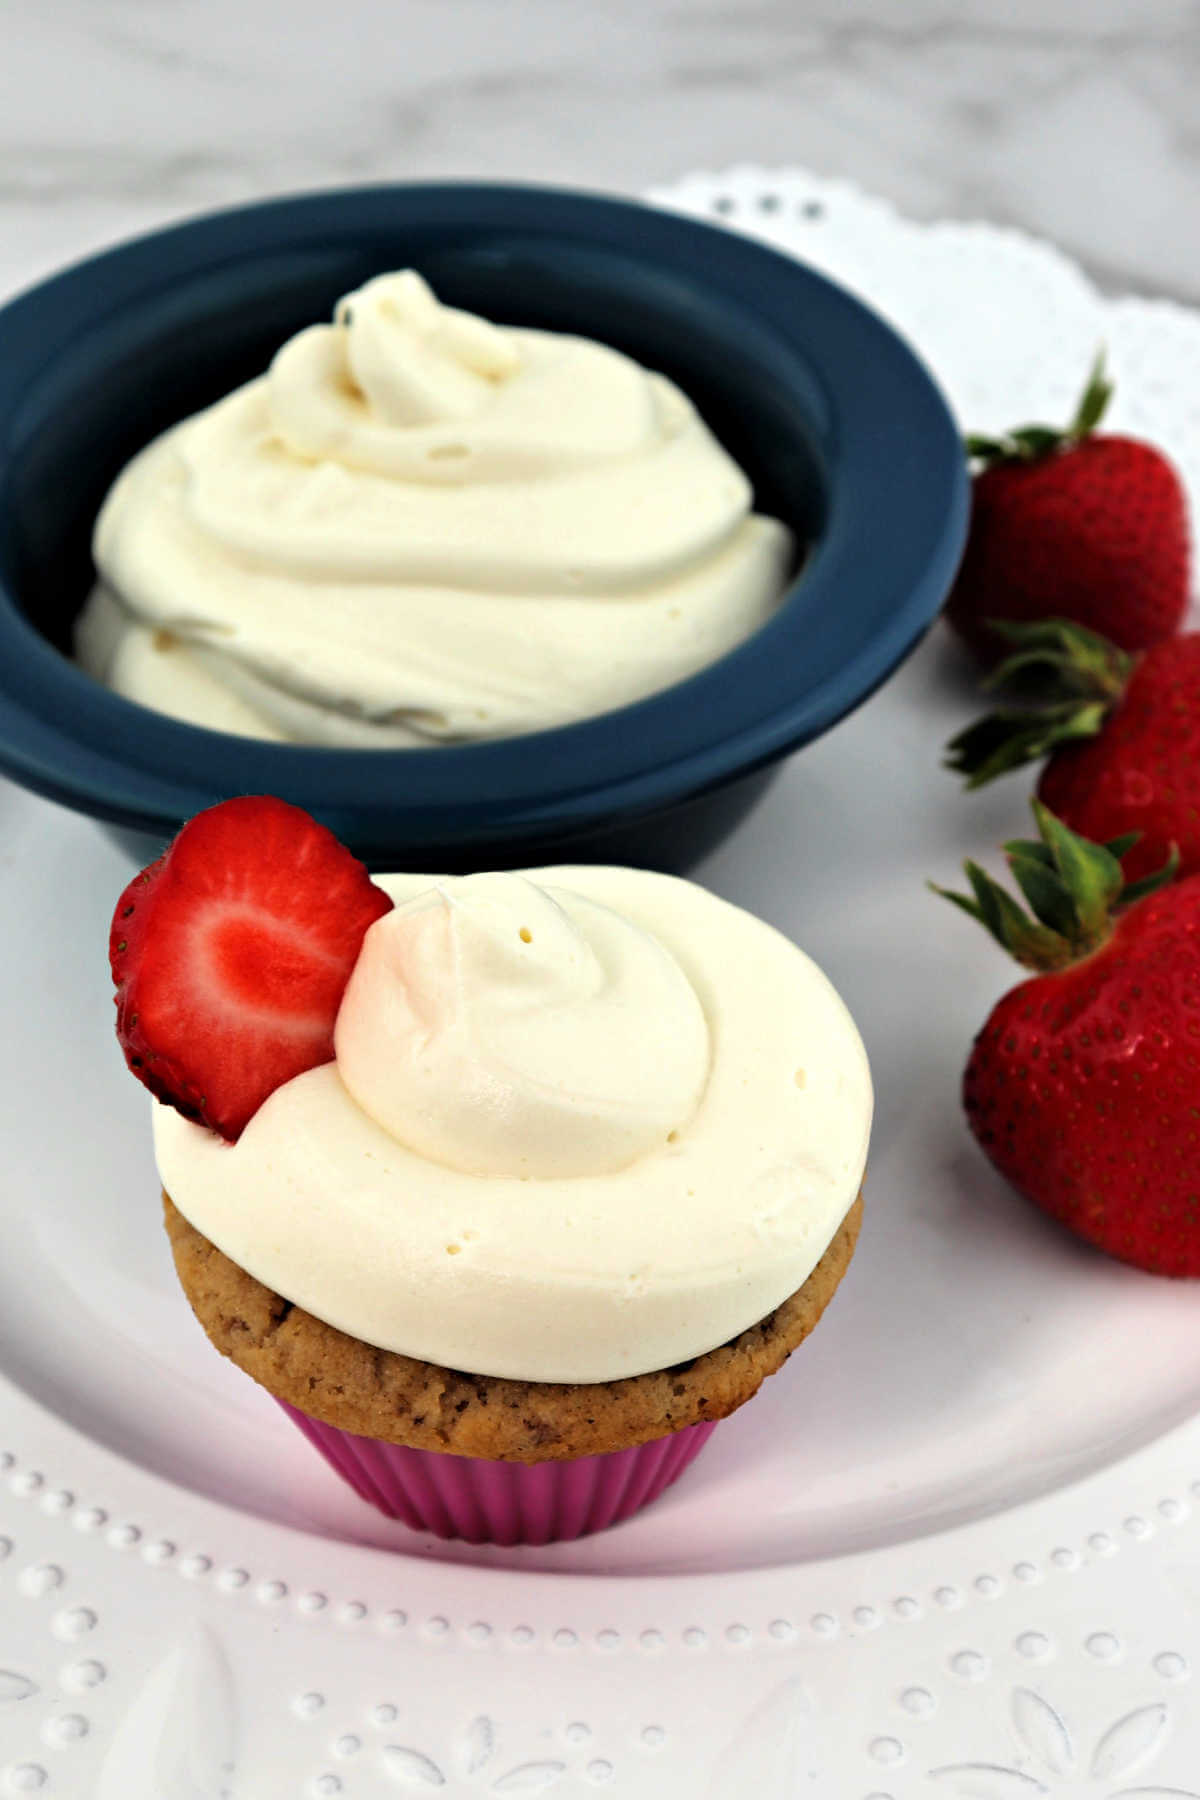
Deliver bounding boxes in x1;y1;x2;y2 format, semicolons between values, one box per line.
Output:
1068;348;1114;440
930;801;1178;972
945;618;1135;788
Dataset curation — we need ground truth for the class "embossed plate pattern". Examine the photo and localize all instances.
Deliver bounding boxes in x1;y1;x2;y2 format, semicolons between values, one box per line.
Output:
1;169;1199;1795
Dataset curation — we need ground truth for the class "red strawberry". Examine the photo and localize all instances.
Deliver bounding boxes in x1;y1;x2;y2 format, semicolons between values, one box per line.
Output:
934;802;1198;1277
944;355;1190;662
946;619;1200;885
110;796;393;1140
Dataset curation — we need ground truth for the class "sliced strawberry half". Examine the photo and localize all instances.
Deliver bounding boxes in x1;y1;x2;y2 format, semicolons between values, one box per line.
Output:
110;796;393;1140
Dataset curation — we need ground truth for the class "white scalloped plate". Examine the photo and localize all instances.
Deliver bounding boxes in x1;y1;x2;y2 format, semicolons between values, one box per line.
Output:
2;170;1200;1798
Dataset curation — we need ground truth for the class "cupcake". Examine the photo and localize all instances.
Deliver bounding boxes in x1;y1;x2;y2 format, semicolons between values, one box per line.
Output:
110;797;871;1544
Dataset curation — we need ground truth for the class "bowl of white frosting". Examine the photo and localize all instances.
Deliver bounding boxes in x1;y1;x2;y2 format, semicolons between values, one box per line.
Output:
0;182;966;868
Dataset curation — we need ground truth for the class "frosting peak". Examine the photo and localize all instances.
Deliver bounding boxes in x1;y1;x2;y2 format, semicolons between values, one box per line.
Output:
264;266;687;486
334;872;710;1179
271;271;522;449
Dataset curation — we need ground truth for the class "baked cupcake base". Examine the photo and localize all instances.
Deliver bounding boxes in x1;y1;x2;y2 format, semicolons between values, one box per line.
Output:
165;1189;862;1540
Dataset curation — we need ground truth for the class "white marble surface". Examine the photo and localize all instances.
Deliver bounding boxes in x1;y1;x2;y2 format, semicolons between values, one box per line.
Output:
1;0;1197;304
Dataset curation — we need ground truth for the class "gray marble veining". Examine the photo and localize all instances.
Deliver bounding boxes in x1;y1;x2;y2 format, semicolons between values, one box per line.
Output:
0;0;1197;301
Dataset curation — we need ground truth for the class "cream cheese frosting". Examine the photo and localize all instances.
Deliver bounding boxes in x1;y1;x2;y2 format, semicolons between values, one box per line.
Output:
153;866;871;1383
76;271;794;746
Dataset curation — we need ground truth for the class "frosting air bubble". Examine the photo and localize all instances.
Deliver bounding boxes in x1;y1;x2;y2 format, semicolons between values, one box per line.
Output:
334;873;711;1178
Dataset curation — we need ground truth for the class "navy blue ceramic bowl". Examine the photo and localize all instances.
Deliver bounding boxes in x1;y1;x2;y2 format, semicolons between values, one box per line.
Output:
0;183;966;870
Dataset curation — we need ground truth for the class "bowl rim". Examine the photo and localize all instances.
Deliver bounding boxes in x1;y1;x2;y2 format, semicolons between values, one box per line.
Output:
0;178;968;842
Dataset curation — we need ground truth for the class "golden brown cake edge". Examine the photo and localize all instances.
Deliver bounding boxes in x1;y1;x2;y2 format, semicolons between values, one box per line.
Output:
163;1189;862;1462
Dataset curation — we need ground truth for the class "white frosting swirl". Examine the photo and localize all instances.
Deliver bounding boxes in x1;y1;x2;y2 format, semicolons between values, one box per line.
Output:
154;867;872;1384
75;271;793;746
335;874;710;1179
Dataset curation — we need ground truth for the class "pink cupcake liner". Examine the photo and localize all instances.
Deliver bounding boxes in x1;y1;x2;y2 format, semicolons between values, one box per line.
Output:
278;1401;717;1545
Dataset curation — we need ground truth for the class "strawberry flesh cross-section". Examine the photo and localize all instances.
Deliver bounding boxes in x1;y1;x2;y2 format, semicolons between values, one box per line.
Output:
110;796;394;1141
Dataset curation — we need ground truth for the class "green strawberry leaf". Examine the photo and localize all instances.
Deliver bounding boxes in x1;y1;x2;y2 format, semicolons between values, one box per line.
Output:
964;348;1111;467
1068;348;1113;440
946;700;1113;788
1008;425;1064;459
1005;847;1078;938
1121;842;1182;905
946;619;1134;788
964;433;1010;460
982;618;1132;699
964;859;1008;943
929;866;1067;968
933;804;1180;972
1104;831;1141;861
1033;799;1123;943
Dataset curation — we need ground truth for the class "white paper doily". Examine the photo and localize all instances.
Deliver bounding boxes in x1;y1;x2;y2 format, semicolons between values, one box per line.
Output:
2;169;1199;1798
649;166;1200;531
